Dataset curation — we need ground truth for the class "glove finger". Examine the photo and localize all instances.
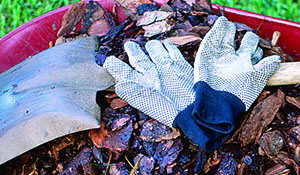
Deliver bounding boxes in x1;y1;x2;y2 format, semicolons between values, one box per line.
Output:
146;40;171;64
237;32;259;55
251;47;263;65
163;41;185;62
220;21;236;55
194;16;230;81
103;55;137;81
200;16;230;52
163;40;194;70
124;41;156;74
253;55;281;77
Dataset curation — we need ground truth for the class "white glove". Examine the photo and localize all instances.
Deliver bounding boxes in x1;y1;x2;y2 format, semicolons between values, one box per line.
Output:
175;16;281;152
194;16;281;110
103;40;195;127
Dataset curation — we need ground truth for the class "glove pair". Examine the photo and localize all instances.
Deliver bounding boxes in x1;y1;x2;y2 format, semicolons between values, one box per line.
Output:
103;16;281;152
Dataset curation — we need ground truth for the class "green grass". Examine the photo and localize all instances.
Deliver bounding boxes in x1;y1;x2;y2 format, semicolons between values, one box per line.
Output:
211;0;300;23
1;0;300;38
0;0;79;38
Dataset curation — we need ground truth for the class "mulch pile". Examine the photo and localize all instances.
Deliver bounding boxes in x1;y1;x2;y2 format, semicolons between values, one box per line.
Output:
1;0;299;174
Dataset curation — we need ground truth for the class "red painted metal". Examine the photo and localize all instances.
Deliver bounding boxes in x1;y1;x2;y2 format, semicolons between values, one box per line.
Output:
0;1;299;73
0;0;127;73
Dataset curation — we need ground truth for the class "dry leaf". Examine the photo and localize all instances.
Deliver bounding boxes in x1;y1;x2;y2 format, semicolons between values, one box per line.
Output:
217;153;238;175
55;33;88;45
111;116;131;131
276;151;300;174
234;22;255;32
294;146;300;163
89;119;133;151
256;90;271;103
109;162;129;174
183;0;211;10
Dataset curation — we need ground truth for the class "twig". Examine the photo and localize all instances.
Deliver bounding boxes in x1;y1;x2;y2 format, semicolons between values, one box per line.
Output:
256;16;267;33
182;154;198;169
130;155;143;175
105;151;113;175
125;155;134;168
21;164;26;175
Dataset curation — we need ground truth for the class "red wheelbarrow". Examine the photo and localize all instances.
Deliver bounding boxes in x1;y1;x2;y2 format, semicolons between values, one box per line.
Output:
0;0;299;165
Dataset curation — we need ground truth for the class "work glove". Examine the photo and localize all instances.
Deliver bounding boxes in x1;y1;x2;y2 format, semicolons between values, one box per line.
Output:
104;40;221;151
174;16;281;151
194;16;281;111
103;40;195;127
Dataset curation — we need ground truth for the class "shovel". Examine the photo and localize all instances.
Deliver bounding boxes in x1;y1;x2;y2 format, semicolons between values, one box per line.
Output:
0;36;115;164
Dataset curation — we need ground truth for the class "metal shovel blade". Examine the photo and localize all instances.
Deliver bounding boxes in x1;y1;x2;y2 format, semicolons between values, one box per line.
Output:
0;36;115;164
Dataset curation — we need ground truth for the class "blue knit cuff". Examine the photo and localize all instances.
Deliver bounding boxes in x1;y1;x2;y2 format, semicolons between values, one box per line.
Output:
173;81;245;152
173;104;230;152
192;81;245;134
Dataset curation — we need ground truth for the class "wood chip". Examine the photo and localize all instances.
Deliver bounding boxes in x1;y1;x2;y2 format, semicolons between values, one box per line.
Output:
110;98;129;109
286;96;300;109
163;34;202;47
57;1;86;37
239;89;285;147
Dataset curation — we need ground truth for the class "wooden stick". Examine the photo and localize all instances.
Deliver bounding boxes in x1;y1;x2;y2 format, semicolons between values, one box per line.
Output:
267;62;300;86
103;62;299;87
271;31;281;46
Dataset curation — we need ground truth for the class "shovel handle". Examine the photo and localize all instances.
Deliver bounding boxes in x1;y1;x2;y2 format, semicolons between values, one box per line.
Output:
105;62;299;87
267;62;300;86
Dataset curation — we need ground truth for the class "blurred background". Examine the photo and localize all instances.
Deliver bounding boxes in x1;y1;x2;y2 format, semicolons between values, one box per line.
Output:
1;0;299;38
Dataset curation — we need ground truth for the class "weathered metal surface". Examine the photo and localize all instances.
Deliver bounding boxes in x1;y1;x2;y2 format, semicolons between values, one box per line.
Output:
0;36;115;164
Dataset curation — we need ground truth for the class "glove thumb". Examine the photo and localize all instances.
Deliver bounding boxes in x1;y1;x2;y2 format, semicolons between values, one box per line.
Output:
253;55;281;78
